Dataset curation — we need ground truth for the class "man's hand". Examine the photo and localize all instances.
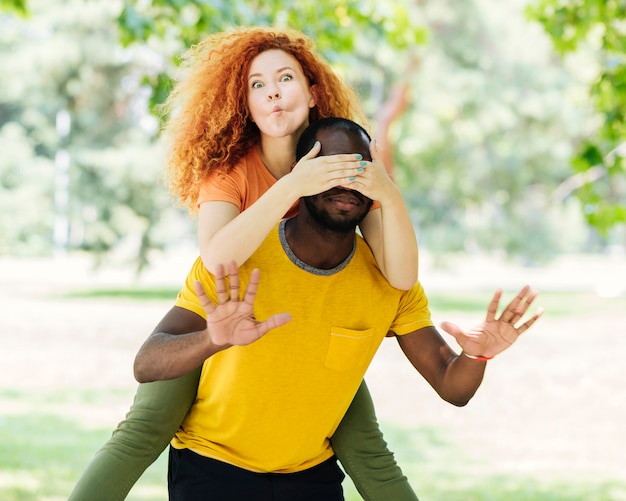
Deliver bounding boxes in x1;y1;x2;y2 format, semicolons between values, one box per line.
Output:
195;260;292;348
441;285;543;360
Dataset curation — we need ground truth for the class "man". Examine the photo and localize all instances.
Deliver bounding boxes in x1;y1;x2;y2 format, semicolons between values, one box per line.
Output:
134;118;542;500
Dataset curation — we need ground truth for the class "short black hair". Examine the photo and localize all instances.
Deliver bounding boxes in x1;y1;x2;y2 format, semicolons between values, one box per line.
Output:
296;118;371;161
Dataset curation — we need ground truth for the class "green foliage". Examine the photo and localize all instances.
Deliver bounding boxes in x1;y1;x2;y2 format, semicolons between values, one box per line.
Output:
2;0;618;268
116;0;425;52
0;123;54;255
0;0;430;270
0;0;27;15
115;0;427;117
391;0;589;263
527;0;626;235
0;0;192;270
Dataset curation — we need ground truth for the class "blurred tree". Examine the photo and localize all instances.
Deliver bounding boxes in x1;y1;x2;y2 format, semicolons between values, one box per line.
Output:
385;0;590;264
0;0;427;270
0;0;26;15
114;0;427;118
527;0;626;237
1;0;606;270
114;0;585;264
0;0;191;270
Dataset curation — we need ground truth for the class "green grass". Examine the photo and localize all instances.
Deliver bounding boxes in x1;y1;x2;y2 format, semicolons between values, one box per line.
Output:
0;388;167;501
57;285;626;319
427;290;626;317
13;287;625;500
2;388;624;501
55;287;626;328
56;286;180;301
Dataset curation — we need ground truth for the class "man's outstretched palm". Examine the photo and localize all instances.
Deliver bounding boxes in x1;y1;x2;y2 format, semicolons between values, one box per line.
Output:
441;285;543;359
195;261;292;348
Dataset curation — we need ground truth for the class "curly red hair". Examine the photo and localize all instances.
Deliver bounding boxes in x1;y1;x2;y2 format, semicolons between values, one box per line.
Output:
160;27;367;210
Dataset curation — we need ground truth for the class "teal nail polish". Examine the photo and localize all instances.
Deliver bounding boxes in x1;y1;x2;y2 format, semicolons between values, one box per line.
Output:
314;141;320;147
357;167;364;172
360;161;367;167
349;176;355;181
355;154;362;160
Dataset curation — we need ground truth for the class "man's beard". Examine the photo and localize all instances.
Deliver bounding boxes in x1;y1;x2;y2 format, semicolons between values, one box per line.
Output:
303;195;373;235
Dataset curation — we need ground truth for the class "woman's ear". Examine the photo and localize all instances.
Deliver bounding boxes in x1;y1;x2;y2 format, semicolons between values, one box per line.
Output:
309;84;319;108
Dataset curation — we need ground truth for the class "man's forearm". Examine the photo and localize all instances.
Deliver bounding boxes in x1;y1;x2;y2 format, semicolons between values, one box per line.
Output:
438;353;487;406
398;328;487;407
133;330;226;383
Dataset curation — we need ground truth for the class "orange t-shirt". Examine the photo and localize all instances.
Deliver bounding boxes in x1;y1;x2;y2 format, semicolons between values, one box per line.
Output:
198;147;379;215
198;148;299;218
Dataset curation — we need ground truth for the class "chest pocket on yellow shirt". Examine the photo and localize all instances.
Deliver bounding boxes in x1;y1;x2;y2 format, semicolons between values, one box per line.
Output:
325;327;375;372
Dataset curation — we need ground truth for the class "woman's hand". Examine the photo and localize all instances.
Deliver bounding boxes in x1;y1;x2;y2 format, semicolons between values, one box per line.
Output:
340;139;398;204
287;142;366;197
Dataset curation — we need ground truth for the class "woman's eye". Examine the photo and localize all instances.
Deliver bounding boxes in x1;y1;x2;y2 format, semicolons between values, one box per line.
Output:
280;74;293;82
251;81;264;89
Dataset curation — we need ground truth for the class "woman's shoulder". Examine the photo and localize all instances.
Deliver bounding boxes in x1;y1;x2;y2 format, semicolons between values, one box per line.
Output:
198;147;276;207
219;148;265;178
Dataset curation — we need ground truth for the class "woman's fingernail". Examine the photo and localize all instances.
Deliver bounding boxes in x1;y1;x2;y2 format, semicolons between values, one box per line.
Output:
360;161;367;167
355;154;362;160
349;176;355;181
357;167;364;172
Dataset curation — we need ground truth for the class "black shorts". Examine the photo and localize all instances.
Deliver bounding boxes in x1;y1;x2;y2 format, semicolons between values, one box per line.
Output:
168;447;345;500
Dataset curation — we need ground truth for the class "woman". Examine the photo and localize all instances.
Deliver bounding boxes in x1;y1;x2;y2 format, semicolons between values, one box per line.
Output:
70;27;419;501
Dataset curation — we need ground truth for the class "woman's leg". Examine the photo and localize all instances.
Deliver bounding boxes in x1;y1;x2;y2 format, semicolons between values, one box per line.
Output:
68;367;201;501
331;379;419;501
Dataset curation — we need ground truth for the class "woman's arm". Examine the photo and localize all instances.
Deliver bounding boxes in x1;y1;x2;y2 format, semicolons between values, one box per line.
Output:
198;183;297;275
199;145;366;274
356;141;418;291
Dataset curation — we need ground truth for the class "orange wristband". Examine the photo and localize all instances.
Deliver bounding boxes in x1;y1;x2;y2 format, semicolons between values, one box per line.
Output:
463;352;492;361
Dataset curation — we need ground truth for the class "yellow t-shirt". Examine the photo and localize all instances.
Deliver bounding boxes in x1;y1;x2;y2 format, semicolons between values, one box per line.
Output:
172;221;433;473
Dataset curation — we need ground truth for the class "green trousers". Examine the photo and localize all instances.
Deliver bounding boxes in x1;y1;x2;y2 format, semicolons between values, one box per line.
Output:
68;371;418;500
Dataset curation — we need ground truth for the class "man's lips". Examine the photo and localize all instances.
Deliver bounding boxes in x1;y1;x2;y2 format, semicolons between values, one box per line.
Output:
327;190;362;209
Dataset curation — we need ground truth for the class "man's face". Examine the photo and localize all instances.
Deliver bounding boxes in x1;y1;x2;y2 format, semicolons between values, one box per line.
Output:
303;129;374;233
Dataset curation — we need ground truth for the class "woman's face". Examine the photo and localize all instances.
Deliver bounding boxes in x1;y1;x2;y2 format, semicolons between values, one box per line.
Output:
247;49;317;139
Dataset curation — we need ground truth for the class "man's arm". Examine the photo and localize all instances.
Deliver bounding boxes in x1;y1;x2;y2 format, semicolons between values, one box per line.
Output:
396;286;543;406
133;305;222;383
134;261;292;383
396;327;487;406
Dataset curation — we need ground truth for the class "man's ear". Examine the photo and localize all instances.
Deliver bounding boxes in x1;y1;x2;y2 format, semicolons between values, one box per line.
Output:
309;84;319;108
